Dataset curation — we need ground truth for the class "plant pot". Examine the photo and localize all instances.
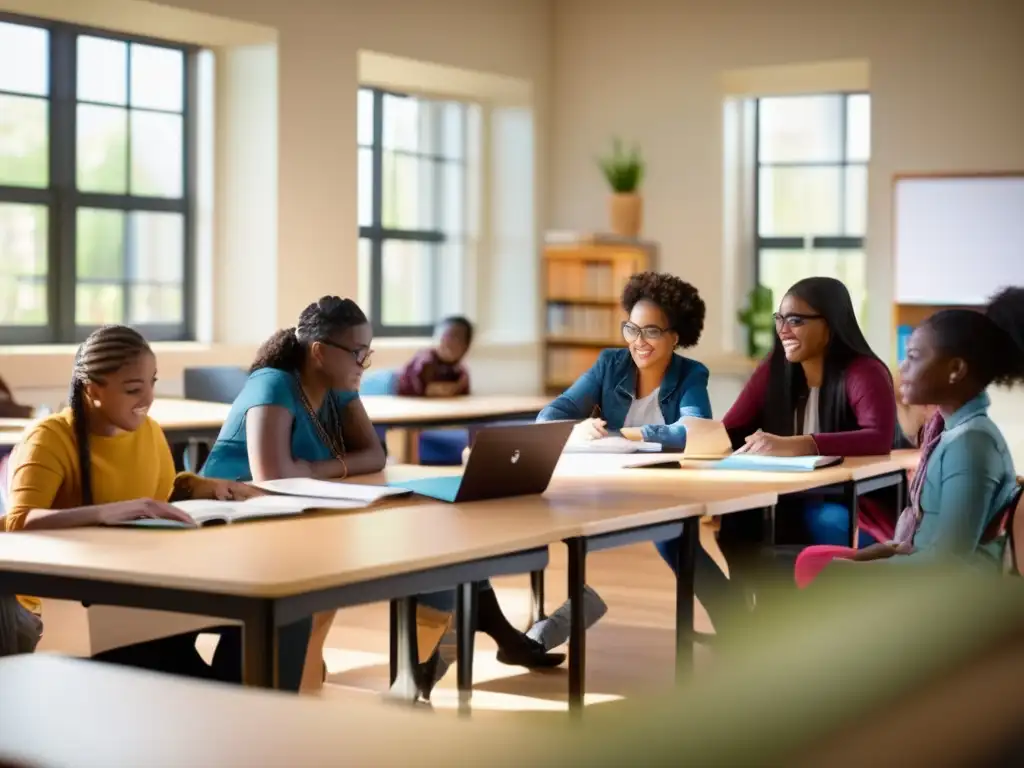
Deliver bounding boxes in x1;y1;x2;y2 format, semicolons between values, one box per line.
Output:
608;193;642;238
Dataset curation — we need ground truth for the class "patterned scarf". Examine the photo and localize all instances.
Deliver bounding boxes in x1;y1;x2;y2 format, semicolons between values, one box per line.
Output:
890;412;945;552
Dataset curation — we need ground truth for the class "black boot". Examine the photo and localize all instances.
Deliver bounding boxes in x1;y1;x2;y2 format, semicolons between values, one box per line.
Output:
476;586;564;668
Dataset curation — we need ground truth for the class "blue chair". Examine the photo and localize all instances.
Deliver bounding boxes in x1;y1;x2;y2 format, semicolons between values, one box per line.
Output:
181;366;249;472
359;369;468;466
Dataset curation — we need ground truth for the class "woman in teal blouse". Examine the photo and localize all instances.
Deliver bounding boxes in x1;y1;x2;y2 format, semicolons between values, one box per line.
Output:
202;297;560;699
796;287;1024;584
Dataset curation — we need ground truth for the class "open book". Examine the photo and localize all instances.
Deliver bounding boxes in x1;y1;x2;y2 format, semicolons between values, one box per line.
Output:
114;479;412;528
113;496;370;529
562;436;662;454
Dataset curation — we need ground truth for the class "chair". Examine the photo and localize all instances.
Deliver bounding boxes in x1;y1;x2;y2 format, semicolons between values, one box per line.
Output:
181;366;248;472
999;482;1024;577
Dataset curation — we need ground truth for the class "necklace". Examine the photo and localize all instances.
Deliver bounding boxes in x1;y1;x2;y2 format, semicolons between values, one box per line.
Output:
293;373;346;460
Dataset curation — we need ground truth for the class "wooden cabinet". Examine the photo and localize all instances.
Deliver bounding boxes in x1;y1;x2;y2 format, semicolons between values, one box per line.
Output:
543;235;657;393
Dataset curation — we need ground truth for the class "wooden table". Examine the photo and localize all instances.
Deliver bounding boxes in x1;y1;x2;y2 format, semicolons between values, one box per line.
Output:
0;482;707;701
0;655;537;767
383;464;776;713
360;394;551;464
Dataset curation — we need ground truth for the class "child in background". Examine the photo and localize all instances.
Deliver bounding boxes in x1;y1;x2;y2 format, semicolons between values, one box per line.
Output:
396;316;473;397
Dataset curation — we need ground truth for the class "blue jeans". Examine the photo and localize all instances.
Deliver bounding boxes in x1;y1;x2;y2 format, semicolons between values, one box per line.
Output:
653;501;877;626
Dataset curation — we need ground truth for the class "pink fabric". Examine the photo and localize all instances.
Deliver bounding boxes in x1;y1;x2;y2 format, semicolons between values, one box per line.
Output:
890;412;944;552
795;545;859;589
858;497;897;543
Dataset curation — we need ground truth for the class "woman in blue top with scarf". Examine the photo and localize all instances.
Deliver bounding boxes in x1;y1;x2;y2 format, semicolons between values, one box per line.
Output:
202;297;561;699
530;272;710;648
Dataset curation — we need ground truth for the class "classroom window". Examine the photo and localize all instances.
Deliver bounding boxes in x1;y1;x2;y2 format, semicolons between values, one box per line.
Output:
754;93;869;316
358;87;468;336
0;14;196;344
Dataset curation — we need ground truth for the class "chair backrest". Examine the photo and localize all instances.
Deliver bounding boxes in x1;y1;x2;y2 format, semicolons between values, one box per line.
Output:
359;369;397;396
182;366;249;404
1003;483;1024;577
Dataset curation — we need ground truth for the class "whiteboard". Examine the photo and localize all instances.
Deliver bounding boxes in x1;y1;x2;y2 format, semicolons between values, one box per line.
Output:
894;175;1024;305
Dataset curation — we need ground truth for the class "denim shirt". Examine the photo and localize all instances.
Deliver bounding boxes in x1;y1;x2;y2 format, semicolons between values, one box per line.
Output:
537;348;711;450
893;392;1018;570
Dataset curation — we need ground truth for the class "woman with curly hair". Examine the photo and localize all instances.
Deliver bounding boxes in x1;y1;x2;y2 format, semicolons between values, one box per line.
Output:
201;297;561;699
539;270;711;448
528;271;711;648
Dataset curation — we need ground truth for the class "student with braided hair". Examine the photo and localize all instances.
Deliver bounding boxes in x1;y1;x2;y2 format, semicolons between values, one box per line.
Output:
202;296;561;700
3;325;258;671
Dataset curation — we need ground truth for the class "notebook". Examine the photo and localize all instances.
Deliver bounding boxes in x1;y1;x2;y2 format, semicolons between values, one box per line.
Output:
678;417;733;460
707;455;843;472
562;436;662;454
112;495;369;528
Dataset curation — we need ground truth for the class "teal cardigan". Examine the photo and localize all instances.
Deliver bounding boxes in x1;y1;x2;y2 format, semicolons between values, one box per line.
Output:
894;393;1017;569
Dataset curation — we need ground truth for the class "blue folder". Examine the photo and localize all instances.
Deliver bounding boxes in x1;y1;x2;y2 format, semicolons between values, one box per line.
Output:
708;455;842;472
389;476;463;503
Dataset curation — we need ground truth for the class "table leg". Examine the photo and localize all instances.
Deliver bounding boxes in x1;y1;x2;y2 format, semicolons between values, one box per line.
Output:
388;599;399;686
390;597;420;701
456;581;478;716
242;605;277;688
529;569;546;625
842;481;858;548
403;429;422;465
566;537;587;717
675;518;699;684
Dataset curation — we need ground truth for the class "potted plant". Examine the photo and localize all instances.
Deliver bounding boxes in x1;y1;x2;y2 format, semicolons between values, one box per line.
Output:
737;284;775;358
597;137;645;238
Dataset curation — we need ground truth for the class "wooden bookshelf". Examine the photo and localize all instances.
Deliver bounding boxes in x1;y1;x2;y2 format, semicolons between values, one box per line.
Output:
892;302;983;364
543;234;657;393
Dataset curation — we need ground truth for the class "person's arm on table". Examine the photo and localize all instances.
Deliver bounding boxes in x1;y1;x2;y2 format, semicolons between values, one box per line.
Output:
622;363;713;450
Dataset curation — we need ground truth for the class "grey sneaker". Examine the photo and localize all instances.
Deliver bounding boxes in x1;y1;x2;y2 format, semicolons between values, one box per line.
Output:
525;585;608;650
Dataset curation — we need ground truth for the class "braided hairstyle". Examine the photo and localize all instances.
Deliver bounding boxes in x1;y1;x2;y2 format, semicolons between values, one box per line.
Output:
925;287;1024;390
69;325;152;506
250;296;369;373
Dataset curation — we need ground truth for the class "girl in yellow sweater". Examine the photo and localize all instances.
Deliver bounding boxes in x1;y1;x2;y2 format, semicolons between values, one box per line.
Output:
1;325;258;678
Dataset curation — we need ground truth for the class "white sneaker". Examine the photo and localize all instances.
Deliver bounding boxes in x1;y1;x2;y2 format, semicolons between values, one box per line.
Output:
525;585;608;650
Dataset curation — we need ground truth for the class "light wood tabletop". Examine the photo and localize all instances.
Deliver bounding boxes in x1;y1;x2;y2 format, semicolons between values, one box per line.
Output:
0;430;18;448
0;655;537;768
0;484;704;599
359;394;550;426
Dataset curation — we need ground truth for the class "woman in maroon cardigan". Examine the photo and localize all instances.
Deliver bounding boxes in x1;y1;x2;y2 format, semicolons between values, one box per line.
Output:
657;276;897;633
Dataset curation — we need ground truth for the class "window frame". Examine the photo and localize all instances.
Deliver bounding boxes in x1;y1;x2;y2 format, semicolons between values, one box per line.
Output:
752;91;868;290
358;86;465;338
0;11;198;345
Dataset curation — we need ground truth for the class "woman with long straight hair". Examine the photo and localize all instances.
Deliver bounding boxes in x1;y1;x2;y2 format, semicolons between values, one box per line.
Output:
656;277;898;633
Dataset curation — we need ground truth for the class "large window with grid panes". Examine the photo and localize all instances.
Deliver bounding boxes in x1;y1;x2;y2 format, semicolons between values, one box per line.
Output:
754;93;869;316
357;86;468;337
0;14;195;344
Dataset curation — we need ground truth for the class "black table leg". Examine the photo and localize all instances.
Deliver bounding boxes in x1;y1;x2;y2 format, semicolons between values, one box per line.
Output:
675;517;699;684
842;481;858;548
529;569;546;624
566;537;587;717
456;581;478;716
388;599;399;686
242;603;276;688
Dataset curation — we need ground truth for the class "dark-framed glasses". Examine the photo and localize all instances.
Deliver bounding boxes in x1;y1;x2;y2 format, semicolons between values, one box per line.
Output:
773;312;823;329
319;339;373;369
622;321;670;343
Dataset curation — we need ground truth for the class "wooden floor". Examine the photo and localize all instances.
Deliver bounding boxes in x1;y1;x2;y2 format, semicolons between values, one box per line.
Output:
313;529;726;713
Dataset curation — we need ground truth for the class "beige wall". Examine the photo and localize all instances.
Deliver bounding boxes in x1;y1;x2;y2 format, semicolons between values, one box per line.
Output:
548;0;1024;361
0;0;553;401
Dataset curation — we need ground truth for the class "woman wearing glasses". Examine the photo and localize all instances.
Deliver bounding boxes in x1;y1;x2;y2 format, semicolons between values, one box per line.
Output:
657;276;897;635
527;272;710;649
201;296;561;699
539;271;711;448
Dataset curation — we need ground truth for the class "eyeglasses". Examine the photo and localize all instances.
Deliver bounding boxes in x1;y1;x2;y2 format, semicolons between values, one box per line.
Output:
622;321;671;343
319;339;373;369
773;313;823;329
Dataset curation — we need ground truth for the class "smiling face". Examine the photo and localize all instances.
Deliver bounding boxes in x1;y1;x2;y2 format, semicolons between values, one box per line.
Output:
623;299;678;371
898;324;962;406
776;293;830;364
312;322;374;391
84;350;157;433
